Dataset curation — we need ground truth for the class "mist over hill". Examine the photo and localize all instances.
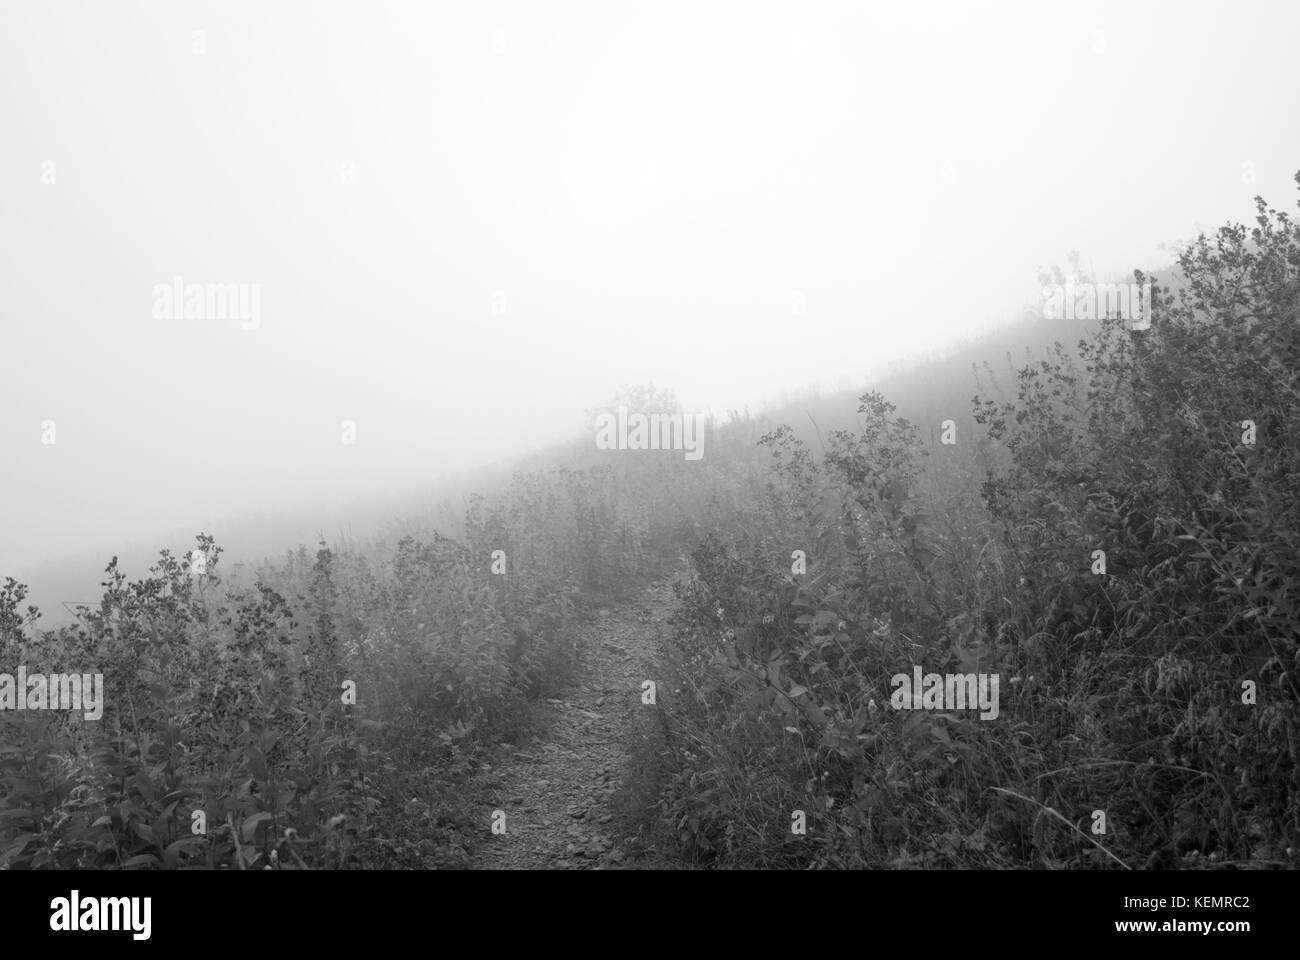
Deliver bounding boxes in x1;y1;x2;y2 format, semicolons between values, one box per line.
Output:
10;280;1119;627
5;1;1300;909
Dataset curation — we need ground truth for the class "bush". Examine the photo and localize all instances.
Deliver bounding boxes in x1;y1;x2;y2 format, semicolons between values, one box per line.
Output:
651;175;1300;869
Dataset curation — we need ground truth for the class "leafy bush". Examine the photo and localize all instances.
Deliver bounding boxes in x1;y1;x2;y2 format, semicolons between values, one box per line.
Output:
0;452;678;868
651;176;1300;869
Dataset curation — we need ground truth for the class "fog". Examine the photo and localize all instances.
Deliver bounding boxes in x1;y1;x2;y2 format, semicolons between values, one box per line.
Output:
3;0;1299;579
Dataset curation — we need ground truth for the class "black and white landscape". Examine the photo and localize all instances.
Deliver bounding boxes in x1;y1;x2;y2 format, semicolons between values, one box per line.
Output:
1;0;1298;900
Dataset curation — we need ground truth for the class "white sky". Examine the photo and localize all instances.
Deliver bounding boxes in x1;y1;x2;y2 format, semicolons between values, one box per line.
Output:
2;0;1299;572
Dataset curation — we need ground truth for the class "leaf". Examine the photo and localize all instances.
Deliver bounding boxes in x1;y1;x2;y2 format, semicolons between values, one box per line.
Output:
0;833;37;867
0;808;37;826
787;684;808;699
241;811;273;843
163;837;204;870
802;702;829;726
122;853;161;869
134;770;156;803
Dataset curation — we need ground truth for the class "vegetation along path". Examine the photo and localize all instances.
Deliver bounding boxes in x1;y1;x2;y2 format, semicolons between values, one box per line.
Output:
472;578;681;869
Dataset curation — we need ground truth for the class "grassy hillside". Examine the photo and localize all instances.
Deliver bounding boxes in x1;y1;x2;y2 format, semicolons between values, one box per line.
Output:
2;176;1297;869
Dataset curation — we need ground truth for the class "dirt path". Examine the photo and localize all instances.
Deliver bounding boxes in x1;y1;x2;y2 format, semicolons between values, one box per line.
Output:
472;578;681;869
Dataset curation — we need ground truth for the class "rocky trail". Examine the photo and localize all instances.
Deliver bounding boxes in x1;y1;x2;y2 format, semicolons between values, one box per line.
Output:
472;578;683;870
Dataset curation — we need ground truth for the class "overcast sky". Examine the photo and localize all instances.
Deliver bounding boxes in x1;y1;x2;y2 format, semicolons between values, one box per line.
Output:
2;0;1299;574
